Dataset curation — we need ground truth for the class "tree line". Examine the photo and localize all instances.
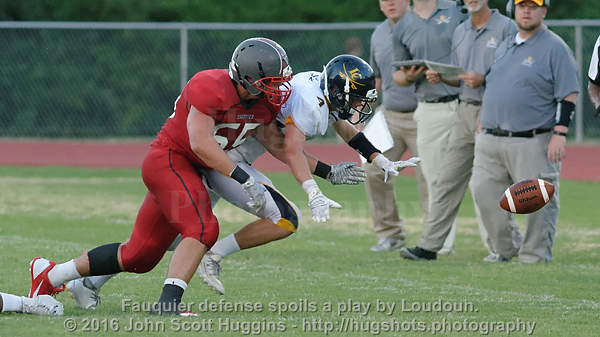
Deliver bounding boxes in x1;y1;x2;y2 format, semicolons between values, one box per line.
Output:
0;0;597;23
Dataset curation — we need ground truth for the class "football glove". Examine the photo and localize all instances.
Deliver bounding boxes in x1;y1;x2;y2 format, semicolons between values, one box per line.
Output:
308;190;342;223
241;176;267;212
373;155;420;182
327;162;366;185
302;179;342;222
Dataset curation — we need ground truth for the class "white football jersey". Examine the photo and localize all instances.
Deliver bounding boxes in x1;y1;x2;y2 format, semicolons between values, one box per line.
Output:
589;35;600;83
227;71;339;164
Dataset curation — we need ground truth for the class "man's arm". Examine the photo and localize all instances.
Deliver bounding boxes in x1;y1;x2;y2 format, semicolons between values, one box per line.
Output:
187;106;237;176
188;106;266;210
332;119;382;162
282;123;313;185
254;121;288;164
588;82;600;115
393;66;427;87
284;123;341;222
332;119;419;181
254;122;361;184
588;36;600;115
548;92;577;163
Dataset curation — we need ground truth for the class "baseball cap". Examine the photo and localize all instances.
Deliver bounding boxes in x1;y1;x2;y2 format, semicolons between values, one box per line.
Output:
514;0;544;6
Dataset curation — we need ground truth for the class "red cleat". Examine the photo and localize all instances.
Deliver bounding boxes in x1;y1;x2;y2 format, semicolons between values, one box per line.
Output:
29;257;65;298
179;311;199;317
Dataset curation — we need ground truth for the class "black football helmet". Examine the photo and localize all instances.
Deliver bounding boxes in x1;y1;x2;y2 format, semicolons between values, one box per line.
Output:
229;37;293;106
321;54;378;124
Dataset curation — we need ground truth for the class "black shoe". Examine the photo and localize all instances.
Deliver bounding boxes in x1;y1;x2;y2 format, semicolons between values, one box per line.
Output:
400;246;436;260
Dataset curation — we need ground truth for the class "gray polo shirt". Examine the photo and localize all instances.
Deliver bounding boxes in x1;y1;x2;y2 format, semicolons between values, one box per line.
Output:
480;26;580;131
392;0;468;102
451;9;516;103
370;19;418;112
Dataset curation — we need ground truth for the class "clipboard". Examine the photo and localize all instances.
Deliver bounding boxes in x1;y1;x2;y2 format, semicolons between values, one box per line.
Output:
360;108;394;164
393;60;466;81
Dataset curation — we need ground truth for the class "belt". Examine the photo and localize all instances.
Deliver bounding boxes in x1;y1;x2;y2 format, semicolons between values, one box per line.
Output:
484;128;552;138
424;94;459;104
461;100;482;106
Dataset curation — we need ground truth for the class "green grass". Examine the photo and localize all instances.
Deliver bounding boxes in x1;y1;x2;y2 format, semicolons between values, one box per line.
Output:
0;166;599;336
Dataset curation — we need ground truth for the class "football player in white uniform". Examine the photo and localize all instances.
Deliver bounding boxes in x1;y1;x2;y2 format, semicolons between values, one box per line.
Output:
66;55;420;307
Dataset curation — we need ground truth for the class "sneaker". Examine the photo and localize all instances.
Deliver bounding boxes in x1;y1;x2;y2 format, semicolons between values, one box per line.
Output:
399;247;437;261
67;278;101;309
483;253;511;262
179;311;199;317
196;251;225;295
29;257;65;297
370;238;406;252
437;246;455;256
150;302;198;316
22;295;64;316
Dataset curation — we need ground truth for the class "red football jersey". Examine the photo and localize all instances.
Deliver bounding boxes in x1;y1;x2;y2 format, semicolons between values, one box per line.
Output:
155;69;278;168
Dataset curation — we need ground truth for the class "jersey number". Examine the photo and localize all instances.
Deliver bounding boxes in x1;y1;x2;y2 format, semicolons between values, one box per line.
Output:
214;123;262;150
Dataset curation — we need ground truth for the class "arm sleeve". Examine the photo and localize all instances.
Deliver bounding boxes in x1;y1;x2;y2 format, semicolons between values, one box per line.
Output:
552;43;580;101
450;27;461;67
369;34;381;78
391;20;412;62
185;75;225;118
284;97;322;138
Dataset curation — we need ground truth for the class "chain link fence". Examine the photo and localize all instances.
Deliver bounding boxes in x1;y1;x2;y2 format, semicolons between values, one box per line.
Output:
1;21;599;142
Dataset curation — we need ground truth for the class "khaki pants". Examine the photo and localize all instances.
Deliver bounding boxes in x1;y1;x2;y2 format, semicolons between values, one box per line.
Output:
417;102;492;252
471;132;560;263
364;109;428;241
413;100;458;251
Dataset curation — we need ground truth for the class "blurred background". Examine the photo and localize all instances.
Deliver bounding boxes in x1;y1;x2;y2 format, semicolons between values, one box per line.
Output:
1;0;599;141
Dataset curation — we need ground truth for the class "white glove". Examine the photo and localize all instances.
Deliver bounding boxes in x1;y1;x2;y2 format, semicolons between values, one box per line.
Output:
241;176;267;212
302;179;342;222
327;162;366;185
373;155;420;182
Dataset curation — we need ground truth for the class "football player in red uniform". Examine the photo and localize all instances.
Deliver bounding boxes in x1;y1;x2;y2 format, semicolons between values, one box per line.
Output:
27;37;292;315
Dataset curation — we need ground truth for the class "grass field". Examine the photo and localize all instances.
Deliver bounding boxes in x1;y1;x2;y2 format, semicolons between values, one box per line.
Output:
0;165;599;336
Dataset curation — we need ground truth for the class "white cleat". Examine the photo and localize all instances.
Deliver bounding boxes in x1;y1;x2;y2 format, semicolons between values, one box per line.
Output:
22;295;64;316
67;278;101;309
196;251;225;295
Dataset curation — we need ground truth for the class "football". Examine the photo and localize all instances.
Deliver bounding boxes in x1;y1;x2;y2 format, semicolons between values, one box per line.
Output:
499;178;555;214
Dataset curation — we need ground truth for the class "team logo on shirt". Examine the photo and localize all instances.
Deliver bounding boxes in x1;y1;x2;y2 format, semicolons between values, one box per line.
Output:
317;97;325;107
237;114;255;120
521;57;535;67
486;37;499;49
339;64;365;90
435;15;451;25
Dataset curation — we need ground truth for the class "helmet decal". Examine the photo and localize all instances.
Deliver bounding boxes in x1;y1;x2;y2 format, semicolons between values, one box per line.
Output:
339;64;366;90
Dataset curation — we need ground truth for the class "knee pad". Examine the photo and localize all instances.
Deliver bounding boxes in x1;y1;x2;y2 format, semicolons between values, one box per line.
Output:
88;243;122;276
264;185;301;232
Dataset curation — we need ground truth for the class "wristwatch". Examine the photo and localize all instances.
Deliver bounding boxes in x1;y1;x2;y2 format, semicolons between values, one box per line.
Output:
552;130;567;137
